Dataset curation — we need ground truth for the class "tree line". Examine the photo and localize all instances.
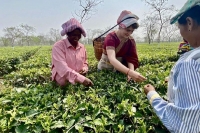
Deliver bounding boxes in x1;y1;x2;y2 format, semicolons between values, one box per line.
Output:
0;24;62;46
0;0;183;46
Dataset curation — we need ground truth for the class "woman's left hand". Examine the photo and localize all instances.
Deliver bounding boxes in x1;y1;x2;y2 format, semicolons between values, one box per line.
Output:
144;84;155;95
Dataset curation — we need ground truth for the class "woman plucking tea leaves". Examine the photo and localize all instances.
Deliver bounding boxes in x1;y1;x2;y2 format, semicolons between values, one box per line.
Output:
97;10;146;82
51;18;93;87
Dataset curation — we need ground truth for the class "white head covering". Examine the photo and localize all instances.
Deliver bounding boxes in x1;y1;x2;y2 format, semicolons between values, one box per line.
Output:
117;10;139;28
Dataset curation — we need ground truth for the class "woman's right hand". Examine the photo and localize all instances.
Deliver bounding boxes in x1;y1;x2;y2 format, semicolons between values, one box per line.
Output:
144;84;155;95
128;70;146;82
82;77;94;87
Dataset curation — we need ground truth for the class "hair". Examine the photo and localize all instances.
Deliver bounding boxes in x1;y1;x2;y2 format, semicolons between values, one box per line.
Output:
129;23;139;29
178;5;200;25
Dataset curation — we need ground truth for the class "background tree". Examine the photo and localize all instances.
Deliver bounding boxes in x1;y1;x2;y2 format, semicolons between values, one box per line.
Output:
0;37;10;46
74;0;103;23
170;31;182;42
3;27;22;46
83;29;103;44
37;35;48;45
162;23;179;42
141;15;158;44
86;29;92;44
143;0;175;43
20;24;35;46
48;28;62;45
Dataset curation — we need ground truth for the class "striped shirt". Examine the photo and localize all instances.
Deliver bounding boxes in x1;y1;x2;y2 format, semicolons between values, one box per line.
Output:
147;47;200;133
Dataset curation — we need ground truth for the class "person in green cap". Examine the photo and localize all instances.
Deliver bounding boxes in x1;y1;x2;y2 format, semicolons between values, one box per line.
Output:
143;0;200;132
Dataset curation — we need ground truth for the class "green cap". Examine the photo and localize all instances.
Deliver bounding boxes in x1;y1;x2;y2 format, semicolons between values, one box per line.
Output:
170;0;200;24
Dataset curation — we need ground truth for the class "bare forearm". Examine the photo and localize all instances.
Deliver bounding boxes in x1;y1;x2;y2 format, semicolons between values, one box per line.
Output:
128;62;134;70
110;58;129;74
106;49;129;74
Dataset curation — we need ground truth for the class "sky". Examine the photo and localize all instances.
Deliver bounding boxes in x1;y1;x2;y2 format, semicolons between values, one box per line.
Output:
0;0;187;37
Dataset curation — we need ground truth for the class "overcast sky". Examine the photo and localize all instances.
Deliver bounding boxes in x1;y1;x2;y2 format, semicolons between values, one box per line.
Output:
0;0;186;37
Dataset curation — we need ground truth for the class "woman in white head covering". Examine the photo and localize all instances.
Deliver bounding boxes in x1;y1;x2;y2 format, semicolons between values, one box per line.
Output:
97;10;146;82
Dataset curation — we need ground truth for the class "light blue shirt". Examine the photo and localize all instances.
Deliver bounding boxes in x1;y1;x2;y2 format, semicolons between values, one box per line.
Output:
147;47;200;133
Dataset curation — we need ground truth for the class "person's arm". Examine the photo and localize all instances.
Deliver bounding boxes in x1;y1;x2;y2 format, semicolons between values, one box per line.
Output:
144;60;200;133
52;44;85;84
105;34;145;82
107;48;146;82
128;62;134;70
107;48;129;74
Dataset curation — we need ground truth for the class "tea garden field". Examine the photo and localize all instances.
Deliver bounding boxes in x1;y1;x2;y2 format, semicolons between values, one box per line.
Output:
0;43;179;133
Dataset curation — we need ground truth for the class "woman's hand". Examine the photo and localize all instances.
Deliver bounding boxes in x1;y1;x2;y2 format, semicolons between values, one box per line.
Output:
82;77;93;87
144;84;155;95
127;75;132;82
79;68;87;76
128;70;146;82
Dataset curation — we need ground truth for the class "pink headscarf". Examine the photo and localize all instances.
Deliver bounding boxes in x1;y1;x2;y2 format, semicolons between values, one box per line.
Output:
60;18;86;37
117;10;139;28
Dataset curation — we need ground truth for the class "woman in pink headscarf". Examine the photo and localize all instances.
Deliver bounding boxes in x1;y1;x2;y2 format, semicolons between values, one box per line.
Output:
51;18;93;87
97;10;146;82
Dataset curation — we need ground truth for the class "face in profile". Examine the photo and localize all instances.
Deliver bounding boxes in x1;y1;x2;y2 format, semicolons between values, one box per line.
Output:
67;28;82;44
